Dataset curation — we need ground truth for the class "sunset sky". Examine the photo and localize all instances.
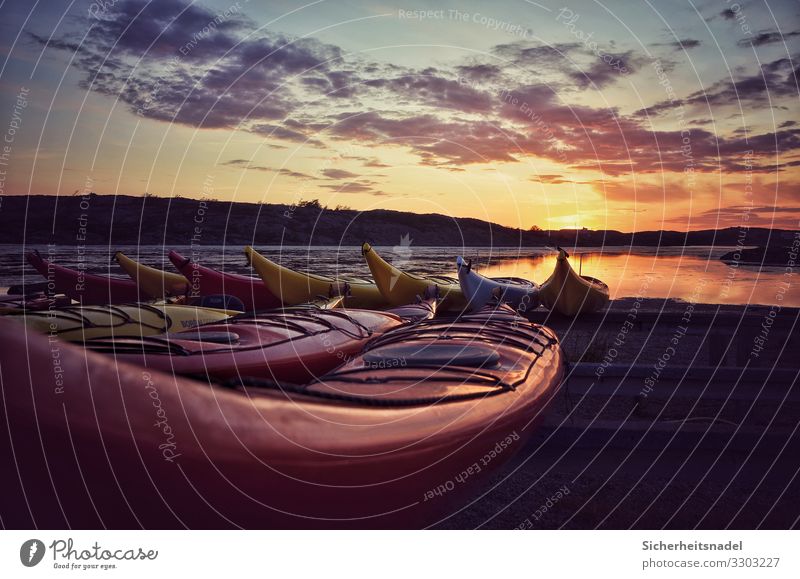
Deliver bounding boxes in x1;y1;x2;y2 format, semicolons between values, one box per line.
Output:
0;0;797;231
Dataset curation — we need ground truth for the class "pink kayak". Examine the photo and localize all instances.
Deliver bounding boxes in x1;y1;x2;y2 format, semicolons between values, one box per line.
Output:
169;250;281;311
0;301;562;529
84;297;438;383
25;250;146;305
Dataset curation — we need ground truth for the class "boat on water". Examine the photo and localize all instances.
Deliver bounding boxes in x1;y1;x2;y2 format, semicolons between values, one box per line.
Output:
245;246;387;309
0;300;563;528
538;248;609;316
719;245;797;267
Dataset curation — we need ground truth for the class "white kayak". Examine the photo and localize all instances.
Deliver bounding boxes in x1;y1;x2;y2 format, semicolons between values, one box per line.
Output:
456;256;539;314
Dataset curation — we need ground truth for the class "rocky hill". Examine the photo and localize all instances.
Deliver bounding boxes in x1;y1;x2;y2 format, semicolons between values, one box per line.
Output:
0;194;794;247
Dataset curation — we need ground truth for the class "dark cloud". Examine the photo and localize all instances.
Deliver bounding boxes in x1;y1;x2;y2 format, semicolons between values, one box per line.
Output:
29;0;352;133
651;38;702;51
319;182;386;195
221;159;314;179
455;63;504;82
365;74;494;113
327;111;526;165
720;8;737;20
362;157;390;168
321;168;360;179
492;40;582;68
27;0;800;184
569;51;644;88
701;205;800;215
674;38;702;50
250;124;326;147
737;30;800;47
637;53;800;117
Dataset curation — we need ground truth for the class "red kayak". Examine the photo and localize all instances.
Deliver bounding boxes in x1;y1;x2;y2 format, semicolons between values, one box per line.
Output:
0;304;562;529
169;250;281;311
84;297;437;383
84;307;408;383
25;250;145;304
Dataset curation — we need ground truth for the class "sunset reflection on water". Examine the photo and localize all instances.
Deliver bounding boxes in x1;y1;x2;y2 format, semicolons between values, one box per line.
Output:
477;250;798;307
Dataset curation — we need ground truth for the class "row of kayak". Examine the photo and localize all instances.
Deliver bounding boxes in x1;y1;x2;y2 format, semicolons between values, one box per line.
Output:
21;245;609;316
0;287;565;527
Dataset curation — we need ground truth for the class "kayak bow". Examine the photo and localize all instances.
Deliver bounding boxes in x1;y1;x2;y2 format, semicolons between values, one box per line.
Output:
168;250;281;311
115;251;189;298
245;246;386;309
456;256;539;314
538;249;609;316
361;243;466;311
25;250;145;304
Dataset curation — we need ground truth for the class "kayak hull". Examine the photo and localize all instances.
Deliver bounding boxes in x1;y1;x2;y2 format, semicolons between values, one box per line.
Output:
168;250;281;311
0;307;563;528
115;251;189;298
25;250;145;305
456;256;539;313
6;303;234;341
539;250;609;316
86;309;403;383
361;243;466;310
245;246;386;309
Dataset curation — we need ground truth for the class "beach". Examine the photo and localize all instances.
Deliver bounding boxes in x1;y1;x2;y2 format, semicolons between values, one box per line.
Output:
436;298;800;529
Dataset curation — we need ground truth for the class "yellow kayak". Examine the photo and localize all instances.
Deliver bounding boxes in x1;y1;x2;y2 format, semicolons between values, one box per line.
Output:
244;246;387;309
115;251;189;298
539;249;609;316
361;243;466;311
8;303;235;341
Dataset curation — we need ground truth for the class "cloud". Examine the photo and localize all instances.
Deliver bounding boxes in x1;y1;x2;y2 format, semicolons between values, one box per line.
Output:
319;181;386;195
568;51;645;88
652;38;702;51
737;30;800;47
667;202;800;228
222;159;314;179
636;53;800;117
28;0;800;186
28;0;352;133
365;73;495;113
362;157;390;168
250;124;325;147
320;168;360;179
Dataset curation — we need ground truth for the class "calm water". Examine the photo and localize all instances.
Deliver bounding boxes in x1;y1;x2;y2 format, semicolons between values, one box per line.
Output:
1;245;797;307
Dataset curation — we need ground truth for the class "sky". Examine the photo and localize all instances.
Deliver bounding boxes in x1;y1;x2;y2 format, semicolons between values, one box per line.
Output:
0;0;797;232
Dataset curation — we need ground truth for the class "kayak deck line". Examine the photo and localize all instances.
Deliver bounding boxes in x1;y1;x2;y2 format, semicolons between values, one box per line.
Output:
86;308;384;356
232;374;513;407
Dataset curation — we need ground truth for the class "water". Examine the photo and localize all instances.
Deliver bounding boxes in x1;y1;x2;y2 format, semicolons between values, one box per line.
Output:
1;244;797;307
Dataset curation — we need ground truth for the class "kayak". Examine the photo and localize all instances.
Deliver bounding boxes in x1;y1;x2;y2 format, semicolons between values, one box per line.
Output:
83;297;436;383
245;246;386;309
0;293;72;312
538;249;609;316
0;302;562;528
115;251;189;298
361;243;466;310
26;250;146;304
6;303;235;341
168;250;281;311
456;256;539;314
